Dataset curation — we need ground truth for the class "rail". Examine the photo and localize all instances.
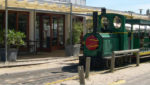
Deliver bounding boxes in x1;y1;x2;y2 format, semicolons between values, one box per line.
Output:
110;49;140;72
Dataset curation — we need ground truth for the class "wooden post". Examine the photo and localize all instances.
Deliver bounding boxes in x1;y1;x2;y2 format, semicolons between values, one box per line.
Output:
129;56;132;64
85;57;91;79
78;66;85;85
136;52;140;66
110;52;115;72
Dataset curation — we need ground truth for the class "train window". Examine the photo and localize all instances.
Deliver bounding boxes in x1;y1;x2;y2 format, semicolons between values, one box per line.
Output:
113;16;122;29
101;17;109;30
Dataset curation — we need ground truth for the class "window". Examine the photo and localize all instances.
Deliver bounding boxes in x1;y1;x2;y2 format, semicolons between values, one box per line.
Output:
113;16;122;29
58;17;64;46
8;13;16;30
0;13;4;30
18;14;28;36
101;16;109;30
52;17;58;46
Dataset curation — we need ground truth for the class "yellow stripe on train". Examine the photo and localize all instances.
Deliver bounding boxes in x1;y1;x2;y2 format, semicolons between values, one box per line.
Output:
139;51;150;56
89;39;99;41
87;45;99;48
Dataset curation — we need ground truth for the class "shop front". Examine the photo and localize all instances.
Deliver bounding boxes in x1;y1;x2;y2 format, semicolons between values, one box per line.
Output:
0;10;65;52
35;13;65;52
0;10;29;51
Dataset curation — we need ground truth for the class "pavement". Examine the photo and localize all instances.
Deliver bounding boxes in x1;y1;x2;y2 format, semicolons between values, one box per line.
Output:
0;50;81;75
0;64;78;85
0;50;81;68
0;52;80;85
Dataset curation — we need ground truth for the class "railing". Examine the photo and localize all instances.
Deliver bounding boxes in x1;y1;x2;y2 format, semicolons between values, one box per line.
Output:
110;49;140;72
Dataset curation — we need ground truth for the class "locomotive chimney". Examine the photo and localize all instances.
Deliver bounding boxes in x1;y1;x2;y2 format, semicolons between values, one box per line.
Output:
93;8;106;33
101;8;106;15
93;12;98;33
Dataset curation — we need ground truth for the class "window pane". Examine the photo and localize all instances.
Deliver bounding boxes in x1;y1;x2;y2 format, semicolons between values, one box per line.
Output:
0;13;4;30
18;14;28;36
8;13;16;30
58;17;64;46
36;15;40;48
43;16;50;48
52;17;58;46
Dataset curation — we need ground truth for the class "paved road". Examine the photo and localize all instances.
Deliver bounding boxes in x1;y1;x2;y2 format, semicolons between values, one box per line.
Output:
0;64;78;85
123;72;150;85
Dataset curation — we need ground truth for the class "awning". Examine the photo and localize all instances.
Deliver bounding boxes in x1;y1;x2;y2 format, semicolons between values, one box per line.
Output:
0;0;149;20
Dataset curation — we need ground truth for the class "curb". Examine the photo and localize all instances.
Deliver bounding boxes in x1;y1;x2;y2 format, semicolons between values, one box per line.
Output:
0;57;78;68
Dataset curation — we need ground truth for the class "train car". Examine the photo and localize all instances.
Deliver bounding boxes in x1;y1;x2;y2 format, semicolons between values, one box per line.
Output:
79;8;150;68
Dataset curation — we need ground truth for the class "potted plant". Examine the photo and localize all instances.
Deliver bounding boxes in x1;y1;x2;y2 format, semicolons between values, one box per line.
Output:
0;29;26;62
65;22;83;56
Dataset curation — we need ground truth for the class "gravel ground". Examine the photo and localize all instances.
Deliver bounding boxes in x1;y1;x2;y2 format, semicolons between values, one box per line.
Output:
54;62;150;85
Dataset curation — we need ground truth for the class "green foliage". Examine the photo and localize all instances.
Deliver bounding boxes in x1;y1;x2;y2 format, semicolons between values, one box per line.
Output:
67;22;83;45
86;19;93;33
0;29;26;48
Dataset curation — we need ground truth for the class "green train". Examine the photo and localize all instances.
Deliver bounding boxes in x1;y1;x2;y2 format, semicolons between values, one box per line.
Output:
79;8;150;68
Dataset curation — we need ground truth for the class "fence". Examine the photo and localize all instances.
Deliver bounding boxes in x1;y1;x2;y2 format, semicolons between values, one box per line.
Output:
110;49;140;72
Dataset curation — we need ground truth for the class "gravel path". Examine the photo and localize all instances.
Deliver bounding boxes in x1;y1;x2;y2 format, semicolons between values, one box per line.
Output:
55;62;150;85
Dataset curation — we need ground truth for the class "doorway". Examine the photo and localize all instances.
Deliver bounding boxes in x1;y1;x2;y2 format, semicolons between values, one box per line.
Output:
36;14;65;52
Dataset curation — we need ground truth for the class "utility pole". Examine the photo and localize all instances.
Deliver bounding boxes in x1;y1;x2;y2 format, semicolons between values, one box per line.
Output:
70;3;73;56
139;9;143;15
128;11;134;19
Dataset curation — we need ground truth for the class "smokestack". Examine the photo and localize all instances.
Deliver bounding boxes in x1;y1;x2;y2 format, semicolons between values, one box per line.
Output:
93;12;98;33
101;8;106;15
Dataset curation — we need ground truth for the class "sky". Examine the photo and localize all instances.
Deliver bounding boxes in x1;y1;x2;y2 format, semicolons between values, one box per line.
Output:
86;0;150;14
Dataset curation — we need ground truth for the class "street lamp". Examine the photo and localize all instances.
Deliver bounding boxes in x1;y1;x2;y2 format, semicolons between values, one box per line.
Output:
128;11;134;19
5;0;8;62
139;9;143;15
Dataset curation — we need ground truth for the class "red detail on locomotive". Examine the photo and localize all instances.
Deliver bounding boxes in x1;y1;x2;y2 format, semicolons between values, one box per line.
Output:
85;35;99;50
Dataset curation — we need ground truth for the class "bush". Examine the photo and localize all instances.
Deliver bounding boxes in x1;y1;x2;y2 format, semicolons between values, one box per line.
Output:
67;22;83;45
0;29;26;48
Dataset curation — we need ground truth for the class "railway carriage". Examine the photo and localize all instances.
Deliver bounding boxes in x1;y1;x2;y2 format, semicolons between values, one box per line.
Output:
79;8;150;68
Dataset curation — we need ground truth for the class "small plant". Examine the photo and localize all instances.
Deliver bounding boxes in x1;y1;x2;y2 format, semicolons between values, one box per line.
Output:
86;19;93;33
67;22;83;45
0;29;26;48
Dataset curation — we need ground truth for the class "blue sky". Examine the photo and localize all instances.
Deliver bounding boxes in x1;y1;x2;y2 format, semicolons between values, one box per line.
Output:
86;0;150;14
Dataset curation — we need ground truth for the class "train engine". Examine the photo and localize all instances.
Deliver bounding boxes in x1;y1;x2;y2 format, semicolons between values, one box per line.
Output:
80;8;150;68
80;9;129;68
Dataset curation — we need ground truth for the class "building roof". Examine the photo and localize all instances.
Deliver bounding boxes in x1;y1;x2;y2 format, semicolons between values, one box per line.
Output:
126;19;150;25
0;0;149;20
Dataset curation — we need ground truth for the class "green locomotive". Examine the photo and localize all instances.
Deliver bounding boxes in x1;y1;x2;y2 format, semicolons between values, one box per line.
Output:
80;8;150;68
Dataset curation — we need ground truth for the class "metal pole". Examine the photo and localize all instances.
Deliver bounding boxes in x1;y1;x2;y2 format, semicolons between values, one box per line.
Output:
131;24;133;49
5;0;8;62
34;10;37;55
70;3;73;56
139;9;143;15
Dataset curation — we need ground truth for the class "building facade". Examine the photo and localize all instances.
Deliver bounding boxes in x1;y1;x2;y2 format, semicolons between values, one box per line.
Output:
0;0;88;53
1;0;149;53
